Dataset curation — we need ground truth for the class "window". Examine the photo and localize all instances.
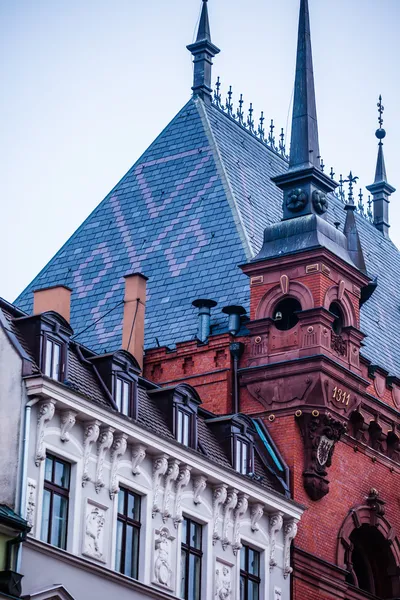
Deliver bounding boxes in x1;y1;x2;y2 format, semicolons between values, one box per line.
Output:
115;376;134;417
240;545;261;600
116;488;141;579
44;337;62;381
329;302;344;334
177;409;191;446
235;438;251;475
40;455;70;549
180;517;202;600
273;298;301;331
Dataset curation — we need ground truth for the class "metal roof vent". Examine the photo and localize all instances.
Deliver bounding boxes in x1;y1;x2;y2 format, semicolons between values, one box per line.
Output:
222;305;246;336
192;299;217;343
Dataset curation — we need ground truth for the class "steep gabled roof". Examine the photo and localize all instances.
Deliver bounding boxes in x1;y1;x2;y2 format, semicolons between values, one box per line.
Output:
14;96;400;376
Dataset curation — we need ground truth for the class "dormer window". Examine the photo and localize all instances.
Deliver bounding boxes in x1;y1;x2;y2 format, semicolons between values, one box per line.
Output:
235;437;252;475
44;337;63;381
177;408;191;446
115;376;133;416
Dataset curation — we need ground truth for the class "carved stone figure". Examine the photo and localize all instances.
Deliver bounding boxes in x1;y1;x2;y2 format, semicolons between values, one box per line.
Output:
131;443;146;475
83;505;106;561
283;519;298;579
215;563;232;599
232;493;249;555
162;459;180;523
154;526;174;588
35;400;56;466
193;475;207;505
212;484;228;544
250;503;264;532
95;426;114;494
222;488;238;550
152;454;169;517
269;512;284;569
173;464;191;528
82;420;100;487
109;433;128;499
60;410;77;442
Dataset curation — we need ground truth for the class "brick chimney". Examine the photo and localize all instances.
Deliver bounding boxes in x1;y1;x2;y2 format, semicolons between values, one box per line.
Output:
33;285;72;322
122;273;148;368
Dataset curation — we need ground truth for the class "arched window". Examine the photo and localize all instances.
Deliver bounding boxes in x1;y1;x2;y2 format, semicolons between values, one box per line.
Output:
273;298;301;331
346;524;398;598
329;301;344;334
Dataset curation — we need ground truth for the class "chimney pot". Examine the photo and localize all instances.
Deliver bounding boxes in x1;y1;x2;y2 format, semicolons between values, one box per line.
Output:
122;273;148;368
192;299;217;343
33;285;72;322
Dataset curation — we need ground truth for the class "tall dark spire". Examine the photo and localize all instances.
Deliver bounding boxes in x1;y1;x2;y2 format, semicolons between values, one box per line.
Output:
187;1;220;104
272;0;336;221
366;96;396;238
289;0;320;170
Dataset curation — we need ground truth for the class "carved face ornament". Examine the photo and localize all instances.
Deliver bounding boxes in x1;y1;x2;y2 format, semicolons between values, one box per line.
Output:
317;435;334;466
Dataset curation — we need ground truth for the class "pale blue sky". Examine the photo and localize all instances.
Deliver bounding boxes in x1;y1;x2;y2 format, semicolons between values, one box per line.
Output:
1;0;399;302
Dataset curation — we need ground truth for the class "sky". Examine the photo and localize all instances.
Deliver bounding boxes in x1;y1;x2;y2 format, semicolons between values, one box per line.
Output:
1;0;399;303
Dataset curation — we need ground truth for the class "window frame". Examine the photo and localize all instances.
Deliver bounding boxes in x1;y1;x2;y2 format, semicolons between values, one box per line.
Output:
176;407;193;447
180;516;203;600
113;373;137;419
240;543;261;600
42;333;65;381
234;436;253;475
40;454;70;550
115;486;142;580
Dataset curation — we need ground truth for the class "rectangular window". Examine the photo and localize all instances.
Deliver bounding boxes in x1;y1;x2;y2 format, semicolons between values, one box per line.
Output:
177;409;191;446
116;487;141;579
240;545;261;600
115;377;132;416
40;455;70;549
180;517;202;600
44;338;62;381
235;438;250;475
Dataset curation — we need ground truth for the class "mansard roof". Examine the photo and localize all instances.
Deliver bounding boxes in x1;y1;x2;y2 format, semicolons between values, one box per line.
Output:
14;96;400;376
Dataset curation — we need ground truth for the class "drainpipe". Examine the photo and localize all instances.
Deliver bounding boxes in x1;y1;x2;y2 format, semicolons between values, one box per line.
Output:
192;299;217;343
16;398;38;573
230;342;244;414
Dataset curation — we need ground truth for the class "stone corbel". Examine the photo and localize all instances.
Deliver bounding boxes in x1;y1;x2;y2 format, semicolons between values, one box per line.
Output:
222;488;238;550
131;443;147;475
296;411;346;501
173;465;192;528
162;459;180;523
283;519;298;579
212;484;228;545
109;433;128;500
193;475;207;505
250;503;264;532
82;420;101;487
95;426;114;494
35;400;56;466
152;454;169;518
369;417;390;454
60;409;78;442
269;512;283;570
232;493;249;555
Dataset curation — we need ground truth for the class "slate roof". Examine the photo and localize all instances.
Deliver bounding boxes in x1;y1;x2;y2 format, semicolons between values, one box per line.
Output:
14;97;400;376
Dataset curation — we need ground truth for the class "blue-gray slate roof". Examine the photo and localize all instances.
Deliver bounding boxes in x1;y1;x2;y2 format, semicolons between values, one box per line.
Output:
15;97;400;377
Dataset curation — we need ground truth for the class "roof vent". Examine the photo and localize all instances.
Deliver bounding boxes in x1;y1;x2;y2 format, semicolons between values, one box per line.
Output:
222;305;246;336
192;299;217;343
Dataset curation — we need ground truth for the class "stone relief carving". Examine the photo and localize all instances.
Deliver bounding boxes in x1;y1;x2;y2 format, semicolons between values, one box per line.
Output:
312;189;328;214
283;519;298;579
215;562;232;599
162;459;180;523
26;478;37;530
60;409;78;442
232;493;249;555
286;188;308;213
131;443;147;475
173;464;192;528
193;475;207;505
212;484;228;545
250;503;264;532
109;433;128;500
82;420;100;487
222;488;238;550
152;454;169;518
95;426;114;494
269;512;284;570
35;400;56;466
83;504;106;562
153;526;175;589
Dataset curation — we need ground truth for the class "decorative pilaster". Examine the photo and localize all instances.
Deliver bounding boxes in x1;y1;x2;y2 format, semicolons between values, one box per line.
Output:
173;464;192;528
26;478;37;530
82;420;100;487
60;409;78;442
212;484;228;544
162;459;180;523
35;400;56;466
95;426;114;494
250;503;264;532
131;443;147;475
109;433;128;499
232;493;249;555
283;519;298;579
222;488;238;550
152;454;169;518
193;475;207;505
269;512;284;570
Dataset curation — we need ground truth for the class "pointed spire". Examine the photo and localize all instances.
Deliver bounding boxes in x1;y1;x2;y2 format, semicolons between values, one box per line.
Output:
187;1;220;103
289;0;320;171
366;95;396;238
